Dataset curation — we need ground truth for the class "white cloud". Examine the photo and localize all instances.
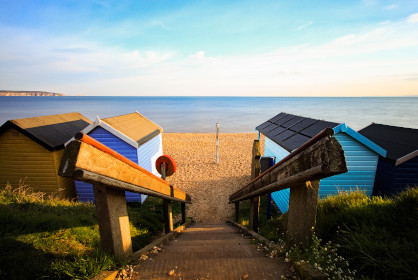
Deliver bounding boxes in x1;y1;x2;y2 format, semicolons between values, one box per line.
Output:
190;51;205;59
1;14;418;97
152;20;170;31
384;4;398;10
363;0;378;6
407;13;418;23
296;21;313;31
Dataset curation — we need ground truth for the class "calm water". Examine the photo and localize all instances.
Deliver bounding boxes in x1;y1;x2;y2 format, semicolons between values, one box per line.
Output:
0;96;417;132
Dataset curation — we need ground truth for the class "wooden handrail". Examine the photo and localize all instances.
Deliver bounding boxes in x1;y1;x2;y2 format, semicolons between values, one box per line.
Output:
60;133;191;203
58;134;191;257
74;132;169;186
229;128;347;246
244;128;334;189
229;128;339;203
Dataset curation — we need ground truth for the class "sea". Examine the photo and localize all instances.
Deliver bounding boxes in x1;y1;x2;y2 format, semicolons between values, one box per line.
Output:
0;96;417;132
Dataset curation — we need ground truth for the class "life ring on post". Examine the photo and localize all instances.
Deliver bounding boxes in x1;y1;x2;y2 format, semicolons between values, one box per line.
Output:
156;155;176;177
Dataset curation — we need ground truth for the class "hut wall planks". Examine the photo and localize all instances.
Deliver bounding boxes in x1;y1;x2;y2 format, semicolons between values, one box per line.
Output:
264;137;291;213
74;126;142;202
263;131;380;213
137;133;163;177
319;132;378;197
374;156;418;196
0;127;73;196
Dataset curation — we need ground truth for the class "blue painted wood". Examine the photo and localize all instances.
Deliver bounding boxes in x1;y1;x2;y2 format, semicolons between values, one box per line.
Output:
264;137;290;213
264;131;380;213
319;132;378;198
75;127;142;203
334;123;386;157
138;134;163;176
74;180;95;202
137;134;163;202
264;137;290;162
374;157;418;196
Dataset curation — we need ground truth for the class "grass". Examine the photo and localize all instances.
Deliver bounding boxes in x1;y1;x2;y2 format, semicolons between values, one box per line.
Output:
235;187;418;280
0;183;182;280
316;188;418;280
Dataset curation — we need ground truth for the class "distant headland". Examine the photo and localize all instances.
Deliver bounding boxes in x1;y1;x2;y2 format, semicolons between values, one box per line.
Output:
0;90;64;96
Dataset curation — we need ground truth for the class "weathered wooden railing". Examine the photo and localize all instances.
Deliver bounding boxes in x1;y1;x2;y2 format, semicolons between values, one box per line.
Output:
58;133;191;257
229;128;347;246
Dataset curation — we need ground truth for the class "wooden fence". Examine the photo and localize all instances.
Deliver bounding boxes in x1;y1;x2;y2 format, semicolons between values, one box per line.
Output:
229;128;347;246
58;133;191;257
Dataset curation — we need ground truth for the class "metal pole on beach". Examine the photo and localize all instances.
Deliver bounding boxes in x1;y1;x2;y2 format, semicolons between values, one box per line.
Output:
215;122;219;164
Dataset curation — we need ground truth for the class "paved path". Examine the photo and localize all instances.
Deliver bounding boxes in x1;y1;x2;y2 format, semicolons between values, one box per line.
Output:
133;223;291;280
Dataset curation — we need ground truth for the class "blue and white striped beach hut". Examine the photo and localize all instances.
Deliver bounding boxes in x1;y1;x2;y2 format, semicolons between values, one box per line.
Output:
256;112;386;213
70;112;163;203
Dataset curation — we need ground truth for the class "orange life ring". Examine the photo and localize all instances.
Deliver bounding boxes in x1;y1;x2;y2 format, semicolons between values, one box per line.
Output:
156;155;176;177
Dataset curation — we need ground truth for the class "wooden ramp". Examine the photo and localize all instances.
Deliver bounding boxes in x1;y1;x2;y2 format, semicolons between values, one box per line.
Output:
133;223;291;280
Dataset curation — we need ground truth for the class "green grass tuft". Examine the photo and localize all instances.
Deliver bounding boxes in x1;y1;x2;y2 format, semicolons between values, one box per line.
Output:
0;183;182;279
234;187;418;280
316;188;418;279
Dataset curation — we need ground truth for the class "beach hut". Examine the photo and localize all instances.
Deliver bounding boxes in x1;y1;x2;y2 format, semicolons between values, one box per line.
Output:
0;112;91;198
359;123;418;196
71;112;163;203
256;112;386;213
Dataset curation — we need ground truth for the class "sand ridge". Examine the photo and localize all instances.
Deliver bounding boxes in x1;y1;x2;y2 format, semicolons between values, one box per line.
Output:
163;133;264;223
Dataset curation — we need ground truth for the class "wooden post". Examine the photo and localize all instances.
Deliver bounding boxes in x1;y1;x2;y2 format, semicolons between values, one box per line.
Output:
93;184;133;257
287;180;320;247
251;140;261;180
234;202;240;222
161;162;173;233
215;122;219;164
163;199;173;233
249;197;260;232
267;193;272;220
181;202;186;224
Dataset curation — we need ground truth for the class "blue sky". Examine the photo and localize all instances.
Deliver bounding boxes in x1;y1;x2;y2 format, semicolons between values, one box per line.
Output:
1;0;418;96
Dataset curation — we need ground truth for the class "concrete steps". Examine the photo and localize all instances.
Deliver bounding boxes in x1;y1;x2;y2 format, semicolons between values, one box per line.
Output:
133;223;291;280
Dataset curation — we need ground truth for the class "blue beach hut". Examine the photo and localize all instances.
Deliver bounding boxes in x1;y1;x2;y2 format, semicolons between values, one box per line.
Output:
69;112;163;203
359;123;418;196
256;112;386;213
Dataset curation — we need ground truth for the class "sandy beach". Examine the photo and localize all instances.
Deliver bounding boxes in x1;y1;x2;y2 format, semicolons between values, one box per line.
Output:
163;133;264;223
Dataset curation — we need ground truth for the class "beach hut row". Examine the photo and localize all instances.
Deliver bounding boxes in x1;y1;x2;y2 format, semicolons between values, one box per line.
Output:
0;112;163;203
257;112;418;213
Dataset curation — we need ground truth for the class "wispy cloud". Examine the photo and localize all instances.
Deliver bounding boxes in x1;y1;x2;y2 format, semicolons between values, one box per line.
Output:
384;4;398;10
296;21;313;31
1;11;418;97
363;0;378;6
152;20;170;31
408;13;418;23
190;51;206;60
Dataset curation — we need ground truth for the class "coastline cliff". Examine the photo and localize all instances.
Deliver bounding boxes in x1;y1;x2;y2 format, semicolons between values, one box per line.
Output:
0;91;65;96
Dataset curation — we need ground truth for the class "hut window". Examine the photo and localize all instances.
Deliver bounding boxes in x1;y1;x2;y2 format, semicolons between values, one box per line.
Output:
12;131;19;137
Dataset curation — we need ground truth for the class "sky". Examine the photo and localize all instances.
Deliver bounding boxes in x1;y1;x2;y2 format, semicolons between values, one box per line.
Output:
1;0;418;96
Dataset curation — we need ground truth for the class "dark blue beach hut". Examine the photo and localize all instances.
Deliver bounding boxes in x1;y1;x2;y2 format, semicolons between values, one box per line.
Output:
68;112;163;202
256;112;386;213
359;123;418;196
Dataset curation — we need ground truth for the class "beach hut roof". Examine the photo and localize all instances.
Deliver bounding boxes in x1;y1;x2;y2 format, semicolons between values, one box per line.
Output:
359;123;418;165
256;112;339;152
0;112;91;151
75;112;162;149
257;112;386;156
